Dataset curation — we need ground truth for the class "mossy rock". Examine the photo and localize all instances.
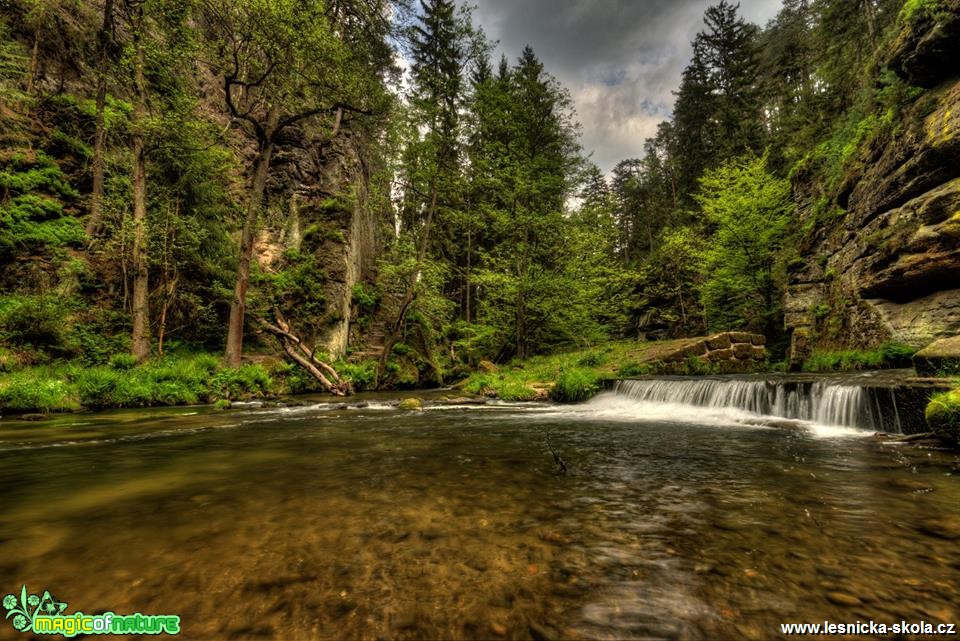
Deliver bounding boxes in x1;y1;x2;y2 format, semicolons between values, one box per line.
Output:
926;388;960;443
914;335;960;376
398;398;422;411
478;360;498;373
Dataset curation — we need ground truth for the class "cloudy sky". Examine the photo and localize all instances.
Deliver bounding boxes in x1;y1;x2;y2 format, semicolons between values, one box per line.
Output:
464;0;782;172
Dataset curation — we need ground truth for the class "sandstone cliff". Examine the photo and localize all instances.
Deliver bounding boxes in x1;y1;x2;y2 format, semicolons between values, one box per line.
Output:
255;126;389;360
785;2;960;367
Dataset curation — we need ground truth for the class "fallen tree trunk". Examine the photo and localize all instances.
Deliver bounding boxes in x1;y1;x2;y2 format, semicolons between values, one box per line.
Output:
256;314;352;396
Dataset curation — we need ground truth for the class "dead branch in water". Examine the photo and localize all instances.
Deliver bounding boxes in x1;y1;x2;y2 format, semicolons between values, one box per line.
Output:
545;431;567;475
256;312;352;396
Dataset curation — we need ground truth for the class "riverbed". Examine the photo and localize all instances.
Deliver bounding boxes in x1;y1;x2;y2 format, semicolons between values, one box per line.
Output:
2;390;959;639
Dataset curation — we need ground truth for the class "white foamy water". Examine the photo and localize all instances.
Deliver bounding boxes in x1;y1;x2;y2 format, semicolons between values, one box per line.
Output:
606;378;898;435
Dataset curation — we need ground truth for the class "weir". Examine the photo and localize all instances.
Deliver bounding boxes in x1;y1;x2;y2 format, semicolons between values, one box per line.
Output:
611;376;937;432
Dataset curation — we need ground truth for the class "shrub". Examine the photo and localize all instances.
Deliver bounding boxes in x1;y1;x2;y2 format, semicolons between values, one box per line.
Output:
577;352;605;368
109;353;138;370
0;296;69;350
0;372;78;412
336;360;377;391
211;364;272;400
617;361;651;377
550;368;600;403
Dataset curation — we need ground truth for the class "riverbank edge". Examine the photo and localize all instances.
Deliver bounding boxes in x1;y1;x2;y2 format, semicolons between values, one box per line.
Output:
1;340;958;442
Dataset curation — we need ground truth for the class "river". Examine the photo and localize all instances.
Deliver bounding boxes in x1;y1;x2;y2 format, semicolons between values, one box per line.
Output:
1;382;958;639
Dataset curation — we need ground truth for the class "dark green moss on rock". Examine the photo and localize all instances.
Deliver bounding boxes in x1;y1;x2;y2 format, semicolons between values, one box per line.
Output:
926;388;960;443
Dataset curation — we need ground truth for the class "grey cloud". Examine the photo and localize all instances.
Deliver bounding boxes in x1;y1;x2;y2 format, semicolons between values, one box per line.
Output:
465;0;782;172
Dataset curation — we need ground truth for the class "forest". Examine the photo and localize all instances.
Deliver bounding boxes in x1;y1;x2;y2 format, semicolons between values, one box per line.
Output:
0;0;957;410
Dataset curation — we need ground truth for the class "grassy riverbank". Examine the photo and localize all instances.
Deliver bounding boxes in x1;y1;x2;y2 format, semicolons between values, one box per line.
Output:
0;338;940;415
0;351;382;414
459;339;747;403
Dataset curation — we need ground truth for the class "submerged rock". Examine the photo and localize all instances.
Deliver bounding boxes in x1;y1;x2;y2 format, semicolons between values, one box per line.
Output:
398;398;423;410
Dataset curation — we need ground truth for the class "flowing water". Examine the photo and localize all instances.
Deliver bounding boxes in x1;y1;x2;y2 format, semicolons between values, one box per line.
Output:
1;381;959;640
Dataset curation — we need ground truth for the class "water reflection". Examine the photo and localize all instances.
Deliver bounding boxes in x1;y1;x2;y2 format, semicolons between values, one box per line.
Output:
1;394;958;639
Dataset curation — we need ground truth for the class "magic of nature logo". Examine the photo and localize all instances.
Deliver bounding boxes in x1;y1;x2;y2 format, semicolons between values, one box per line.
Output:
3;585;180;637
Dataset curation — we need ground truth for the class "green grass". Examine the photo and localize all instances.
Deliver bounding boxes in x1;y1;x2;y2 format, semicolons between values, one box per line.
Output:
550;367;601;403
460;340;663;403
0;369;80;412
0;353;275;414
801;342;917;373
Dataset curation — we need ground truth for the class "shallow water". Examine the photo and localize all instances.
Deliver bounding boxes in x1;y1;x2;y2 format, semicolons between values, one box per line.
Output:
2;391;959;640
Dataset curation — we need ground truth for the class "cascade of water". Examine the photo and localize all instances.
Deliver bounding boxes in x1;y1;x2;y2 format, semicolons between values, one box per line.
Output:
612;378;887;430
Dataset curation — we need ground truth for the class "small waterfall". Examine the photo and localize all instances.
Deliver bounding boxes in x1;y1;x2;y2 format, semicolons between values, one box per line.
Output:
613;378;900;431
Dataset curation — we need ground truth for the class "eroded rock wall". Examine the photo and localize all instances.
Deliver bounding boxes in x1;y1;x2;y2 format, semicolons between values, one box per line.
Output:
257;126;388;359
785;5;960;367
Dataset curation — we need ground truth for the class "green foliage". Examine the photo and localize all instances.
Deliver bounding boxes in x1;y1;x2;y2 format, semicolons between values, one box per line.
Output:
698;153;793;333
899;0;942;22
210;365;272;401
109;353;138;370
351;283;380;312
678;355;719;376
265;250;327;319
801;342;917;372
577;352;606;368
335;360;378;391
616;361;651;377
0;296;67;349
550;367;600;403
0;372;79;413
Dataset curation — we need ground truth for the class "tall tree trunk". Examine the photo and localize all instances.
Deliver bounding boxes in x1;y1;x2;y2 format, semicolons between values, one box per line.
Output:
465;225;471;325
86;0;115;238
130;2;150;363
27;29;40;95
378;184;437;376
225;110;278;367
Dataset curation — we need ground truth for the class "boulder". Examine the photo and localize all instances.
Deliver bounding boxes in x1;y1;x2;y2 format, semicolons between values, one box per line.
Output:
926;388;960;443
478;360;499;373
914;335;960;375
398;398;423;411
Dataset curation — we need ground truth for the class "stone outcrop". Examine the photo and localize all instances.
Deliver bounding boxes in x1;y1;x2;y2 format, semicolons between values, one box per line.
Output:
645;332;767;372
257;127;389;359
914;335;960;376
886;0;960;88
784;8;960;367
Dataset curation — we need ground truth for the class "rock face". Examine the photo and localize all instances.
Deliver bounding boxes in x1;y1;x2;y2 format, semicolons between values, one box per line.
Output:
914;334;960;375
886;0;960;88
258;127;389;359
784;9;960;367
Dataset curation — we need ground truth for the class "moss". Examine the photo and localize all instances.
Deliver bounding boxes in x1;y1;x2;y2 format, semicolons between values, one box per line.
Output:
926;388;960;443
398;397;423;410
899;0;942;22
